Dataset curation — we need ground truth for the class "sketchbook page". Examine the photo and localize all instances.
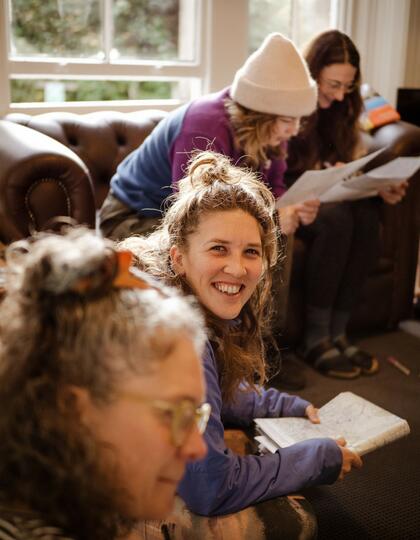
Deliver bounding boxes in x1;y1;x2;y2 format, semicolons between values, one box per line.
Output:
254;417;340;448
314;392;410;455
254;435;278;454
276;148;385;208
254;392;410;456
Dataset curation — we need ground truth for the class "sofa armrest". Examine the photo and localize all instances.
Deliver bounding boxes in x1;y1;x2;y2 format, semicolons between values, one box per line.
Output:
350;120;420;331
362;120;420;170
0;120;96;243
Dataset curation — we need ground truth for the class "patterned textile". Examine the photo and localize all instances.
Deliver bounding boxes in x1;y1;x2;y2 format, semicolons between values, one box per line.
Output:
141;495;317;540
0;513;72;540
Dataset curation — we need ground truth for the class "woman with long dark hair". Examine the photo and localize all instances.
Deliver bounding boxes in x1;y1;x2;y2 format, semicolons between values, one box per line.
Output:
286;30;407;377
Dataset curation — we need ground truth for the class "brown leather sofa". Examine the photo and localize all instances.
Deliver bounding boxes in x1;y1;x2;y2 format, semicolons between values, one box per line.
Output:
2;111;420;340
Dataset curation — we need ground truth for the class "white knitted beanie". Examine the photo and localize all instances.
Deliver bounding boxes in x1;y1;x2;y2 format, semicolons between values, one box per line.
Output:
230;32;317;117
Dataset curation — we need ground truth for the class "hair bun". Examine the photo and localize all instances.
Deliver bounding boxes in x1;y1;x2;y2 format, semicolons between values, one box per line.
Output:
185;151;237;191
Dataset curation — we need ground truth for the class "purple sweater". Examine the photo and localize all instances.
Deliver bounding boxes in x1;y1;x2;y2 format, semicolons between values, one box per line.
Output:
110;88;287;216
177;341;342;516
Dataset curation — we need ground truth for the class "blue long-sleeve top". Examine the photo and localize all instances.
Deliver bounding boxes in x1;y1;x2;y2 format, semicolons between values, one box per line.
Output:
110;88;287;217
177;341;342;516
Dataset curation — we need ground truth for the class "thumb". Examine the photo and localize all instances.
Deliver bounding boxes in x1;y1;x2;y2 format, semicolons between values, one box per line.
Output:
335;437;347;447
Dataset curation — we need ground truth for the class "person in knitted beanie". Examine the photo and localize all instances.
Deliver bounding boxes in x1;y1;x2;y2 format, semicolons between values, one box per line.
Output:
99;32;320;242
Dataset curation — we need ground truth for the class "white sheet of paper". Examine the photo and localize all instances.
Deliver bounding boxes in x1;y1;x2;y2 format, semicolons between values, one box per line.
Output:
276;148;385;208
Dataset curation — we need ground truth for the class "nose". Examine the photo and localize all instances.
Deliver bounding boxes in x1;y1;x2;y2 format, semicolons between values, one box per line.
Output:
179;426;207;462
290;118;300;136
333;88;346;101
223;255;247;277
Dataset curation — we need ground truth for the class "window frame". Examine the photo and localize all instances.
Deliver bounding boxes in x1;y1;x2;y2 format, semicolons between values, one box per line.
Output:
1;0;208;113
0;0;350;115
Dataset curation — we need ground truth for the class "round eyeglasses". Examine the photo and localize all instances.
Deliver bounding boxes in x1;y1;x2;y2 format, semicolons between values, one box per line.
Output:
321;78;357;94
118;393;211;448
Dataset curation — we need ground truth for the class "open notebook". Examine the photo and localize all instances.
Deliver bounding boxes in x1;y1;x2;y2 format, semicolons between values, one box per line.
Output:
254;391;410;456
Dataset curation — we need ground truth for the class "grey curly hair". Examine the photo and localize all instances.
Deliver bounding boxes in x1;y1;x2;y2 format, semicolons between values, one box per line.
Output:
0;227;206;540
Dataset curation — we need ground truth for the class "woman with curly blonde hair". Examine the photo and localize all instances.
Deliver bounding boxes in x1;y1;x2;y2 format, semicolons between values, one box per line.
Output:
0;228;209;540
119;151;362;523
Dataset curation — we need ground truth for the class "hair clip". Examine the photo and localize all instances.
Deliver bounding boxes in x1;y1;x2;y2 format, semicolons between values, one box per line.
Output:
112;251;151;290
69;250;162;297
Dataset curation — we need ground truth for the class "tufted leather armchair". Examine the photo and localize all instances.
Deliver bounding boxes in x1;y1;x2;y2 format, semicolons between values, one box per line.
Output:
2;111;419;335
0;119;96;243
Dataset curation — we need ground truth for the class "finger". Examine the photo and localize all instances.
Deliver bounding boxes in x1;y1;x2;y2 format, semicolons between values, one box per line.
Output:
352;452;363;469
335;437;347;447
303;199;320;207
306;407;320;424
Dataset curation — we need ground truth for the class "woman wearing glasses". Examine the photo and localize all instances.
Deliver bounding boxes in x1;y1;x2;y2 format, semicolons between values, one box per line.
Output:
285;30;407;378
119;151;362;533
0;228;209;540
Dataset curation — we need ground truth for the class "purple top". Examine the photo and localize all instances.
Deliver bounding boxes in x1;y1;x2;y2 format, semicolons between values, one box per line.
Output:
110;88;287;216
177;341;342;516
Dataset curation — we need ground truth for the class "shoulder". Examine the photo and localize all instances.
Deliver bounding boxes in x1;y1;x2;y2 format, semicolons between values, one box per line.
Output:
184;89;231;131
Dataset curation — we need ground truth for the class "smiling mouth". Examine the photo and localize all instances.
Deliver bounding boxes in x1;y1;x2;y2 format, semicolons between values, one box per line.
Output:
213;282;243;296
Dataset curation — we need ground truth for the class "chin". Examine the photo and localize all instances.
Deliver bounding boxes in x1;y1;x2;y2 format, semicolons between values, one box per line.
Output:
213;305;242;320
319;97;333;109
132;497;175;522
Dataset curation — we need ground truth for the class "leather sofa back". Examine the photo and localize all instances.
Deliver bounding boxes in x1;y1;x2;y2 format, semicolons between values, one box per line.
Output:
5;110;167;208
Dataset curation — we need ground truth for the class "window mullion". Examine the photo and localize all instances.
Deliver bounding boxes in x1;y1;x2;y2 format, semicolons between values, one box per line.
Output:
0;0;11;114
9;59;205;79
103;0;113;61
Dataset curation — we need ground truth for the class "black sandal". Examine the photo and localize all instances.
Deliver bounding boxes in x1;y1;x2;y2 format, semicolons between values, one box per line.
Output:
334;335;379;375
300;339;361;379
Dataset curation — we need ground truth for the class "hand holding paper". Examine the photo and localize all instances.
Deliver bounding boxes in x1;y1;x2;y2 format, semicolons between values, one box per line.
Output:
277;150;420;207
378;180;408;205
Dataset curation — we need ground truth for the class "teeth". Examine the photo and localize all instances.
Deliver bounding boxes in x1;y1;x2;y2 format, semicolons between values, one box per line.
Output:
215;283;241;295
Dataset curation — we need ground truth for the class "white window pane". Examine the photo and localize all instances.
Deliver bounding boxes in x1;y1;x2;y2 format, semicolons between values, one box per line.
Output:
249;0;292;52
10;0;102;59
293;0;332;48
248;0;333;52
113;0;197;62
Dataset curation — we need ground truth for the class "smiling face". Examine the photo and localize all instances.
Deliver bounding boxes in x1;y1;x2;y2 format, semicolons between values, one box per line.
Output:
79;334;207;521
317;62;357;109
268;115;301;146
170;209;264;320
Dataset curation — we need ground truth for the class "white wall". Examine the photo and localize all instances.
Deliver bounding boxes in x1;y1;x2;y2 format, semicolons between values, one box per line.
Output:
351;0;411;106
204;0;249;93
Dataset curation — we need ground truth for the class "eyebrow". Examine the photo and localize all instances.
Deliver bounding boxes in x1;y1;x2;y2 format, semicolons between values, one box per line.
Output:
205;239;262;248
166;394;204;406
327;78;354;84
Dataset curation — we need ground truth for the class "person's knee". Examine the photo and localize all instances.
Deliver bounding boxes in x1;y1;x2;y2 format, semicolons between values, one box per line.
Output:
99;191;160;240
